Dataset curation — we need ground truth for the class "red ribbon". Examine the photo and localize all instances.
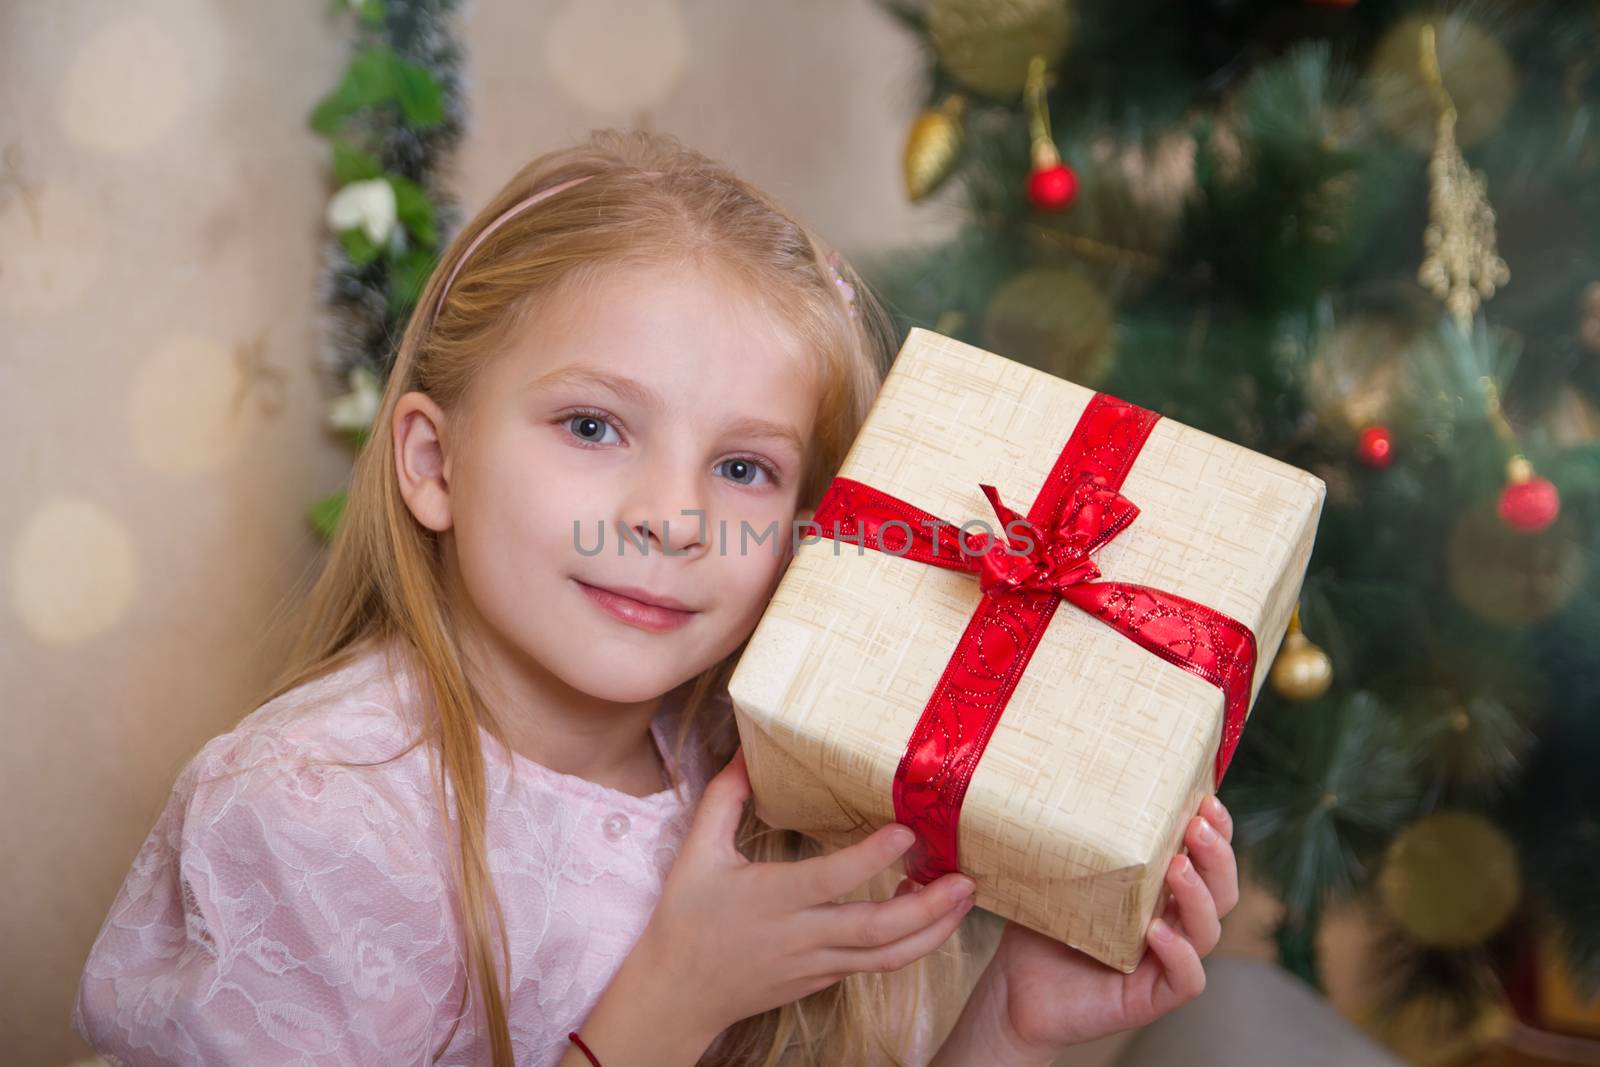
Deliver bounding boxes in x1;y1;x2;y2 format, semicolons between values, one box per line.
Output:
808;392;1258;884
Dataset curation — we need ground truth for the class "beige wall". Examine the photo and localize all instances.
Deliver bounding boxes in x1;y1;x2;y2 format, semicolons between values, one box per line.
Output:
2;2;944;1062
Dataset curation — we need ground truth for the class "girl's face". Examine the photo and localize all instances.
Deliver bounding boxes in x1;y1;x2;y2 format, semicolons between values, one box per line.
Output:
395;260;821;705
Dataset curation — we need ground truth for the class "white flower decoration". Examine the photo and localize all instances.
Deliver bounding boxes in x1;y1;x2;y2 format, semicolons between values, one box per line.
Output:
329;364;381;435
326;178;397;246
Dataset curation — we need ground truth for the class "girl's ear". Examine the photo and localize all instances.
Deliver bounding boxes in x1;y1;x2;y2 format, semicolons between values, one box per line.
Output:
393;390;454;532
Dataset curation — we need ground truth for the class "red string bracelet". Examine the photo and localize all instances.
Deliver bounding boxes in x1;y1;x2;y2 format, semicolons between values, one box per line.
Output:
568;1031;603;1066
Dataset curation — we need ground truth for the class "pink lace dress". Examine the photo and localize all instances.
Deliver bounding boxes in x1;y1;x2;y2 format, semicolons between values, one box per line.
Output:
70;640;939;1065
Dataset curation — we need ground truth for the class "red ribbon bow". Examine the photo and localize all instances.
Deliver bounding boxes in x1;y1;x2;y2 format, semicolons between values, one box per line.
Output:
808;392;1258;885
970;478;1140;597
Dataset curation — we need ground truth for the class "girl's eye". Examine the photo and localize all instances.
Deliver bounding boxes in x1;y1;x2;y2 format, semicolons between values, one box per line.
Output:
565;412;622;446
715;457;779;488
564;408;780;488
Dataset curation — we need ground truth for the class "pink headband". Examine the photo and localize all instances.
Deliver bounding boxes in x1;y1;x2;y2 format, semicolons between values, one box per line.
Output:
430;168;858;321
432;172;599;318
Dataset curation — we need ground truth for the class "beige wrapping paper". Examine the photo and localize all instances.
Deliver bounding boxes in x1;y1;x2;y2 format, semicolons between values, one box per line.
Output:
726;328;1326;973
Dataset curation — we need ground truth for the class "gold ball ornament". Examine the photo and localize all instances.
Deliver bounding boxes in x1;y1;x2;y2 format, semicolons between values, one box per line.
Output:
1378;810;1520;949
1367;15;1515;151
981;267;1115;384
928;0;1071;99
1269;607;1333;702
904;94;966;202
1303;314;1429;432
1446;498;1586;626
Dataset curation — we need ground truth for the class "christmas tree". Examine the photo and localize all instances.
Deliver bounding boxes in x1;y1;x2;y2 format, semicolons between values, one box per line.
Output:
869;0;1600;1049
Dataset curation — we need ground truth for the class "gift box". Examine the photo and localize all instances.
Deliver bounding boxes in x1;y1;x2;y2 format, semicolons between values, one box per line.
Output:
726;328;1326;973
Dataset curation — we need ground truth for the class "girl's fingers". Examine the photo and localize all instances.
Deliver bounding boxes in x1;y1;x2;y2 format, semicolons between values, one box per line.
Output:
1164;853;1221;956
785;823;921;908
1203;795;1234;842
815;885;976;978
1185;813;1240;918
1145;915;1207;1012
686;747;752;859
814;871;975;950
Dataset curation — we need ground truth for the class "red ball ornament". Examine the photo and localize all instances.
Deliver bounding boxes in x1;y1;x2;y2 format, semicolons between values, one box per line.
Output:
1356;425;1393;468
1498;457;1561;533
1028;161;1078;211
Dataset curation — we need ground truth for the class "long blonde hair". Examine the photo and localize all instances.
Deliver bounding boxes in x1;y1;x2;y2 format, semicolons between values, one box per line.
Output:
252;128;985;1065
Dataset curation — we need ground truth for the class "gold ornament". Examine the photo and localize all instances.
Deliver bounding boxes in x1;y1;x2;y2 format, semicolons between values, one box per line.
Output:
1415;23;1511;331
1368;15;1515;152
903;94;966;202
1303;314;1430;432
981;266;1114;383
929;0;1070;99
1446;498;1587;625
1268;605;1333;701
1378;810;1521;949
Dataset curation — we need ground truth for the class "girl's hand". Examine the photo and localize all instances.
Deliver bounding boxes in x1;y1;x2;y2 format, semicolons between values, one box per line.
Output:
633;746;978;1044
931;795;1239;1064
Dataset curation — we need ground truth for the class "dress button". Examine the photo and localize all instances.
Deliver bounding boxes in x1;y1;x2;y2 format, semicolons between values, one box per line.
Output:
603;813;631;841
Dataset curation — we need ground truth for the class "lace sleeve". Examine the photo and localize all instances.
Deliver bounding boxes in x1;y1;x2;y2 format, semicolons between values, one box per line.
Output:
71;734;464;1065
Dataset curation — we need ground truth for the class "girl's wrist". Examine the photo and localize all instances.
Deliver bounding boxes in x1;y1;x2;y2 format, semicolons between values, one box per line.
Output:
930;957;1059;1067
567;929;725;1067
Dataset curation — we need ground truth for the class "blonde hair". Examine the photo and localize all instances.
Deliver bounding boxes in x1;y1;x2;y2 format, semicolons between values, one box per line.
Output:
250;128;985;1065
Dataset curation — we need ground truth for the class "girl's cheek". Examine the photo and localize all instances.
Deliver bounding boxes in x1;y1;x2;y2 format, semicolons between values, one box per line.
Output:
495;444;586;515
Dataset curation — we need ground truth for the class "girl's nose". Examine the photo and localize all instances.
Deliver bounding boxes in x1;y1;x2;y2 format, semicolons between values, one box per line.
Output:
618;466;708;558
622;513;705;557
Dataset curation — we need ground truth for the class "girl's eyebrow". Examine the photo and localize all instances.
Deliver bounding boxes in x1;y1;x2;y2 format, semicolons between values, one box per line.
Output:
722;415;806;456
530;365;805;454
529;365;664;410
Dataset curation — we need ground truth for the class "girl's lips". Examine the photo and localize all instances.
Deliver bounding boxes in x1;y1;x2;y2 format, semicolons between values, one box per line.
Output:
575;579;697;633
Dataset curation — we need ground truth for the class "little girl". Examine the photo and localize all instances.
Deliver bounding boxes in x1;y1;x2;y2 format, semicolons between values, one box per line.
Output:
71;129;1238;1066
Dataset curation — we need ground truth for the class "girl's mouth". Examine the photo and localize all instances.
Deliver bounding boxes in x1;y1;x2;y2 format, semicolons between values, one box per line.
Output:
573;579;698;633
